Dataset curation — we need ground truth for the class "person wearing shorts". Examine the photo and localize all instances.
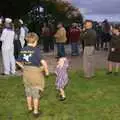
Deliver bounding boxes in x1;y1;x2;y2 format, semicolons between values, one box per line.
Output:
16;32;49;117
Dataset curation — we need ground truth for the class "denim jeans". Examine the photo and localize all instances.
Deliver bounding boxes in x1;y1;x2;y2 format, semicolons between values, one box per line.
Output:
57;43;65;57
71;42;79;56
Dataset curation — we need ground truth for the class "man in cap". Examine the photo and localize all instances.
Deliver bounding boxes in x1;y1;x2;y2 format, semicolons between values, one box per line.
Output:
0;18;16;75
5;18;12;23
5;18;12;27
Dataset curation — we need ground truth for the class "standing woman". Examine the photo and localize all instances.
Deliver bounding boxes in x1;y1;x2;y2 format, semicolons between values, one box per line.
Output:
107;26;120;75
13;19;21;60
41;23;50;53
54;22;67;58
101;20;111;50
0;18;16;75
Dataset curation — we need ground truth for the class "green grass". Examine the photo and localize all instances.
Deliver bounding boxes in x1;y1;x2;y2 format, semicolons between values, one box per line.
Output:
0;70;120;120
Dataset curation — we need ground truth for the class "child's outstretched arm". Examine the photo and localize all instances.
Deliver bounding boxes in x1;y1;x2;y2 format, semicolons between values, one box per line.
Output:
41;60;49;76
16;61;24;69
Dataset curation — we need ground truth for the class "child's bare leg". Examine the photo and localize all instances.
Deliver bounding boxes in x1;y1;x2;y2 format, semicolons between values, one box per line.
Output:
32;88;40;114
33;98;39;114
60;88;66;98
115;63;119;73
108;61;113;72
27;96;33;111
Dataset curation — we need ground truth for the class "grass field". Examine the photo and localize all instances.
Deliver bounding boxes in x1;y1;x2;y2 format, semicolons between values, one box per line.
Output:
0;70;120;120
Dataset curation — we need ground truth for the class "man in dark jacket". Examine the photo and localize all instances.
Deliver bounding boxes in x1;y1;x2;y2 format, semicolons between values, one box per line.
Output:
81;20;97;78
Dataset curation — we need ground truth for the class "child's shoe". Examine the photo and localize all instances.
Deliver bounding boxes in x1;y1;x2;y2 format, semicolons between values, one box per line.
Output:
59;95;66;101
33;112;40;118
106;71;112;75
28;108;33;113
33;110;42;118
28;109;33;113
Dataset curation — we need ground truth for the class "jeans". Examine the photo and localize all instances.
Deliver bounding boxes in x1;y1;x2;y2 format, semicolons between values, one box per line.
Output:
71;42;79;56
57;43;65;57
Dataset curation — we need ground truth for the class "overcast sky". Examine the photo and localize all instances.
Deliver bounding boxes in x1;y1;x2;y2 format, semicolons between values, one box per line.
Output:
66;0;120;21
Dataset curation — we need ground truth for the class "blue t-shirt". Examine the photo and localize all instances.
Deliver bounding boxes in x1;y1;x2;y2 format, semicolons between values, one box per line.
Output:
17;46;42;67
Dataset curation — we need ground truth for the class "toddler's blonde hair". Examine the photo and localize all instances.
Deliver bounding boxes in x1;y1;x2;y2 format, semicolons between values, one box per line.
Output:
25;32;39;44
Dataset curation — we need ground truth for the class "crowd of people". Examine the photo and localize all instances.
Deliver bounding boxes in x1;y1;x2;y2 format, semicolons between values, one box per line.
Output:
0;18;28;75
0;17;120;117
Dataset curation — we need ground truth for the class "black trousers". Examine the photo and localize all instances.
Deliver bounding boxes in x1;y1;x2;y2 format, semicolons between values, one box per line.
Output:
49;36;54;50
82;40;84;51
0;41;2;51
43;37;50;52
14;40;22;59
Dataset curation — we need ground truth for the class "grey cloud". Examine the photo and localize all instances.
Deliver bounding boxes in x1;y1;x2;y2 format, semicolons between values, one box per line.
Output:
70;0;120;14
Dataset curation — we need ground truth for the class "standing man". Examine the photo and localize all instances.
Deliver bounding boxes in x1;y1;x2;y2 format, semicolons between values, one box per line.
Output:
41;23;50;53
101;20;111;50
0;18;3;51
48;22;55;51
19;19;26;48
0;18;16;75
81;20;97;78
69;23;81;56
54;22;67;58
95;23;103;50
14;19;21;60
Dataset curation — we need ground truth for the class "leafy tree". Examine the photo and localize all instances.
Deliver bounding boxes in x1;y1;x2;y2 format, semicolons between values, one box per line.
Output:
0;0;83;24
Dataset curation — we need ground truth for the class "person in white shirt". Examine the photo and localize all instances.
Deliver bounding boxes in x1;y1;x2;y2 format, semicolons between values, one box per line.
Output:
0;18;3;50
19;19;26;48
0;18;16;75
